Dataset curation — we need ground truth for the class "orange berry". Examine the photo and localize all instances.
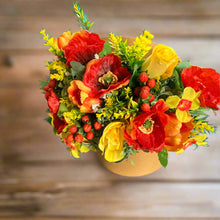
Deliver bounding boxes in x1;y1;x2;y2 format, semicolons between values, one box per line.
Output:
94;122;102;130
149;94;155;102
148;79;156;88
69;126;77;133
84;124;92;132
140;88;149;99
141;103;150;112
75;134;83;143
139;72;149;82
82;115;90;122
86;132;94;140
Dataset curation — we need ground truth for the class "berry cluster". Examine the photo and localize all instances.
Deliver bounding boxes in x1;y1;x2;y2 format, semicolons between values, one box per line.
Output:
64;115;102;150
136;72;156;112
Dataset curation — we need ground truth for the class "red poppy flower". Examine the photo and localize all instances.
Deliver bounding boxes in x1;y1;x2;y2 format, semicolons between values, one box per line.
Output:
64;30;105;66
83;54;131;98
52;113;67;134
124;100;169;153
181;66;220;109
44;88;60;114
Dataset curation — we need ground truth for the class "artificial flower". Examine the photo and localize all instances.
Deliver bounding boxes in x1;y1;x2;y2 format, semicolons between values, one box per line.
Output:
64;30;105;66
44;88;60;114
68;80;101;113
52;113;67;134
166;87;201;123
57;31;73;50
142;44;179;79
83;54;131;98
99;122;125;162
124;100;169;153
164;113;194;152
181;66;220;109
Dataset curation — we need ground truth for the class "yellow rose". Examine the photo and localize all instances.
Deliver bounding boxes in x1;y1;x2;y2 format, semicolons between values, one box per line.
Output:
99;122;125;162
142;44;179;79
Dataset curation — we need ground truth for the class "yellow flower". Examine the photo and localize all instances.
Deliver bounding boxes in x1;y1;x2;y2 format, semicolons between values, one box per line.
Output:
166;87;201;123
142;44;179;79
99;122;125;162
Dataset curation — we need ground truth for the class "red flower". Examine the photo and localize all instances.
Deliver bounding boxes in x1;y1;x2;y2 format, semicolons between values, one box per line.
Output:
52;114;67;134
124;100;169;153
64;30;105;66
181;66;220;109
83;54;131;98
44;88;60;114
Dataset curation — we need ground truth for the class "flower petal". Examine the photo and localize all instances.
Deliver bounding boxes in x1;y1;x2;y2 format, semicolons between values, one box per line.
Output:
176;109;192;123
166;96;180;109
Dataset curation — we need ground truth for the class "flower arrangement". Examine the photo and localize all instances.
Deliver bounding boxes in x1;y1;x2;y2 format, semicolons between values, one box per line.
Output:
40;2;220;169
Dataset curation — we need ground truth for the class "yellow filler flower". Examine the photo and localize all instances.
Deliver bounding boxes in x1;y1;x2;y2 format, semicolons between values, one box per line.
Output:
166;87;201;123
99;122;125;162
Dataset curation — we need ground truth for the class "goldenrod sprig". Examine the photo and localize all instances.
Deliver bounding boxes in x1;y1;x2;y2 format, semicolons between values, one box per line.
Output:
40;29;63;57
73;2;94;31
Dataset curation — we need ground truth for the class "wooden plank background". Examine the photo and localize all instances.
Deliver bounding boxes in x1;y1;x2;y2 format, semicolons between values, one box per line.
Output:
0;0;220;219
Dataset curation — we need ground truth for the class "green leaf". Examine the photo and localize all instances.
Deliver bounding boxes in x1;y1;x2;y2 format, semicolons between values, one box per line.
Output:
158;148;168;168
57;103;68;117
129;64;140;89
70;61;86;80
99;40;112;57
44;116;52;124
175;61;191;74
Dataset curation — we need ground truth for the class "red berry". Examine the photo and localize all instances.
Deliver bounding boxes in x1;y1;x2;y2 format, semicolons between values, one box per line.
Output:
86;132;94;140
149;94;155;102
75;134;83;143
148;79;156;88
140;88;149;99
142;86;150;92
84;124;92;133
82;115;90;122
65;134;74;147
69;126;77;133
134;87;141;95
48;79;57;88
94;122;102;130
141;103;150;112
139;72;149;82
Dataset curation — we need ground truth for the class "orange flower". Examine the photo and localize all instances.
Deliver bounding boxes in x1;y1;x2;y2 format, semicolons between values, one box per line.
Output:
68;80;101;113
164;113;194;152
57;31;73;50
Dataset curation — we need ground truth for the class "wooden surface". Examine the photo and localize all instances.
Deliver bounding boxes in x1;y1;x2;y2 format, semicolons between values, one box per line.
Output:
0;0;220;219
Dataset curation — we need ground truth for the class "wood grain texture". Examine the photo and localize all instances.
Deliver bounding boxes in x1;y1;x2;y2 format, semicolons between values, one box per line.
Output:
0;183;220;217
1;0;220;17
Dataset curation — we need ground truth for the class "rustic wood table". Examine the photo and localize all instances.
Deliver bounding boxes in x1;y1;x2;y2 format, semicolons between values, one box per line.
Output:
0;0;220;219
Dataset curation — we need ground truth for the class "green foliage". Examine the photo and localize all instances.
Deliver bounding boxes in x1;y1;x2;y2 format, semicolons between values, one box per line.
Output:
158;148;168;168
57;103;69;117
175;61;191;73
96;88;139;124
116;141;138;165
99;40;112;58
70;61;86;80
44;116;52;124
73;2;94;31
